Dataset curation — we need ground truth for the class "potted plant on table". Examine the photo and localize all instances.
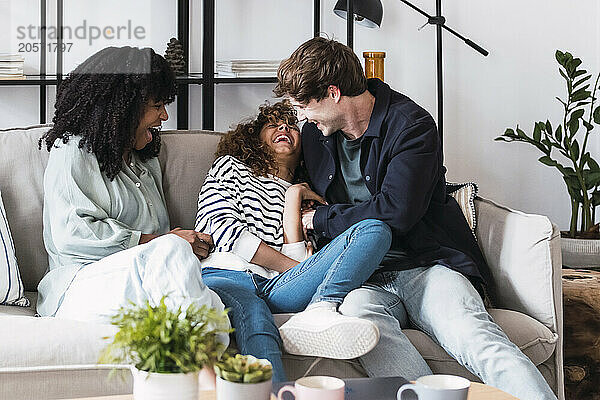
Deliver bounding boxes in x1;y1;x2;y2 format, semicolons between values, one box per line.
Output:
99;297;231;400
496;50;600;268
214;353;273;400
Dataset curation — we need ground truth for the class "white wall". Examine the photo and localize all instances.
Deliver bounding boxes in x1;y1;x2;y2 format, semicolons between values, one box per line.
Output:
1;0;599;230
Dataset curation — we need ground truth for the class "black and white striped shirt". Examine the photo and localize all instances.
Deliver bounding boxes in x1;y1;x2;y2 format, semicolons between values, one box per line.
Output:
195;155;306;277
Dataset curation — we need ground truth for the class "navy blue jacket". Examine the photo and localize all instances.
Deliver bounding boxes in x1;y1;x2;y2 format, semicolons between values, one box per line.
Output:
304;79;492;289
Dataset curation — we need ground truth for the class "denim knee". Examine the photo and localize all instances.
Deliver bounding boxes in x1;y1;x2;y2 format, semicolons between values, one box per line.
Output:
353;219;392;244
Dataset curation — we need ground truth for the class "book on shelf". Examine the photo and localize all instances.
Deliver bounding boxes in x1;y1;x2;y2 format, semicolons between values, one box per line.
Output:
0;54;25;62
0;54;25;80
215;59;280;78
215;70;277;78
0;75;26;80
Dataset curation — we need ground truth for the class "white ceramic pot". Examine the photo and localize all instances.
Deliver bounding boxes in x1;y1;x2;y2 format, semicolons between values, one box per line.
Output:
215;376;272;400
561;237;600;268
131;367;199;400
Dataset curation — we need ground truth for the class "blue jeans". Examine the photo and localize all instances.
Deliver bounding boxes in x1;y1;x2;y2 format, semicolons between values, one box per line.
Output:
338;266;558;400
202;219;391;382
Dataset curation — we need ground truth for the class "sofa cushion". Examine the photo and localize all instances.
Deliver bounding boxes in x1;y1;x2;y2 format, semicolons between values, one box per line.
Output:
0;291;36;316
447;182;478;234
0;188;29;306
404;308;557;368
275;307;556;368
0;304;130;400
158;130;224;230
0;125;52;292
0;127;223;291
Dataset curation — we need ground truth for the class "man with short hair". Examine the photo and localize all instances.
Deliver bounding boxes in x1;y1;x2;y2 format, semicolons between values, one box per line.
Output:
274;37;557;400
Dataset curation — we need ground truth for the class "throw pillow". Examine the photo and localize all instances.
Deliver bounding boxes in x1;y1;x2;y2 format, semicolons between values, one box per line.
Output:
446;182;478;236
0;188;29;307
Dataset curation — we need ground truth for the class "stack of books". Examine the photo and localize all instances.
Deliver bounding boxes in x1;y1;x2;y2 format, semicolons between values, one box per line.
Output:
216;60;281;78
0;54;25;80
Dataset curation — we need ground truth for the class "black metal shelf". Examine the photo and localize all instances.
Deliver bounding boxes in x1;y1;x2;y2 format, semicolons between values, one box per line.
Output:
174;75;278;85
3;0;320;129
0;75;58;85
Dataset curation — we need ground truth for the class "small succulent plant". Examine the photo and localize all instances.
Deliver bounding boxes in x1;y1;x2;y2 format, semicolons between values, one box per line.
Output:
214;353;273;383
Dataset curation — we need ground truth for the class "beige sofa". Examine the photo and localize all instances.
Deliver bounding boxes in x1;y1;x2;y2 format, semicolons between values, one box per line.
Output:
0;125;564;399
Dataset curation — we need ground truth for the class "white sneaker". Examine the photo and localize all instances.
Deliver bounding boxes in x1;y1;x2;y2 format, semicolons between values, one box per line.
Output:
279;307;380;359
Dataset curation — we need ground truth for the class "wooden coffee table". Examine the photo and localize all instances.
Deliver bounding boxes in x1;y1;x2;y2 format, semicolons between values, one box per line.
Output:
63;382;518;399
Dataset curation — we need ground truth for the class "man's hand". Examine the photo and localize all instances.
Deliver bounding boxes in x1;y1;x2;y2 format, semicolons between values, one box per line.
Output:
169;227;214;260
286;183;327;205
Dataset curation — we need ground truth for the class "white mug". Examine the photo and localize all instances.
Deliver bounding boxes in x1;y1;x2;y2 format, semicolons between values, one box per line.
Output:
397;375;470;400
277;376;345;400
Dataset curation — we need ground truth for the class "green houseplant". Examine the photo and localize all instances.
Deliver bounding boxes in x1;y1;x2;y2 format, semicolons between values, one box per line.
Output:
99;297;231;400
496;50;600;266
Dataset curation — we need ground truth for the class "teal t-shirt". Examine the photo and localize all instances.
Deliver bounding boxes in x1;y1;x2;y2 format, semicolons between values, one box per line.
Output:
326;131;414;269
326;132;371;205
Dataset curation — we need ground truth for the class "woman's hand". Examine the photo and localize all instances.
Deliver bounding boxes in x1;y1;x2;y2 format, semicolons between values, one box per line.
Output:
305;240;314;258
169;227;214;260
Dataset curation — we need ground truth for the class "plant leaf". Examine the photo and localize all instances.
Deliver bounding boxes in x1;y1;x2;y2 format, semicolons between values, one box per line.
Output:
572;89;591;102
545;120;553;136
539;156;559;167
555;125;563;142
573;74;592;88
584;171;600;187
570;109;585;121
533;123;542;142
588;157;600;171
594;106;600;124
555;50;564;64
569;118;580;136
571;140;580;160
592;191;600;207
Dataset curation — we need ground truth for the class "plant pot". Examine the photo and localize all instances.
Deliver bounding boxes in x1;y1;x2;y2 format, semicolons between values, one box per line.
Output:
215;376;272;400
131;367;199;400
561;237;600;268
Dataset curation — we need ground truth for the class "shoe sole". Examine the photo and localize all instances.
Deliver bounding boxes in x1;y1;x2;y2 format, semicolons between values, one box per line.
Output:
279;319;380;359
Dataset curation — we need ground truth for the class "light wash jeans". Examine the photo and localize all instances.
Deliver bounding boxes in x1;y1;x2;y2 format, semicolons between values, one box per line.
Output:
202;219;392;382
338;265;557;400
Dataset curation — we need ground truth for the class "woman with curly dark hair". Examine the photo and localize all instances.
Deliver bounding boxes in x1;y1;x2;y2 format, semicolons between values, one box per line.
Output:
195;100;393;381
36;47;228;342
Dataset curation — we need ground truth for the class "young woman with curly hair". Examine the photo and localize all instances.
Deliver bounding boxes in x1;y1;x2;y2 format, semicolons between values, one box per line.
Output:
37;47;228;345
195;100;392;382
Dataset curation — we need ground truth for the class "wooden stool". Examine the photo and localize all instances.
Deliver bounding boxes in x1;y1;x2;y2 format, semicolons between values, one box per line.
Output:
562;268;600;400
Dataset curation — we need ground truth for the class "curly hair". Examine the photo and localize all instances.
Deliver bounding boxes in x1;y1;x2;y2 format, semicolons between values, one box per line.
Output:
39;46;177;180
215;100;302;179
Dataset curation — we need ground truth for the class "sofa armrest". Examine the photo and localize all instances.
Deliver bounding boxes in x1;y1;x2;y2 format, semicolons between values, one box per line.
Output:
474;197;562;334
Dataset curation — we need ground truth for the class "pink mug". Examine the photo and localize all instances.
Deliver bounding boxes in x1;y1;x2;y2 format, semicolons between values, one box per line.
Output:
277;376;345;400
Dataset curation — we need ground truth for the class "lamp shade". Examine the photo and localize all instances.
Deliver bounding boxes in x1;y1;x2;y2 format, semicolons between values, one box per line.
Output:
334;0;383;28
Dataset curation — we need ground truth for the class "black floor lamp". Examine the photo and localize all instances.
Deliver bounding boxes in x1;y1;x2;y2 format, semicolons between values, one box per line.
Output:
333;0;489;146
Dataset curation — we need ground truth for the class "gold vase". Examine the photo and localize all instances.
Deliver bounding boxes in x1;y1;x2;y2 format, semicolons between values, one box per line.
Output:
363;51;385;81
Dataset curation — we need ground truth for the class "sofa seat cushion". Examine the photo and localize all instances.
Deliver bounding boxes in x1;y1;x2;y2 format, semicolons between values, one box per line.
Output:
0;313;118;371
274;308;557;368
0;291;37;317
404;308;557;368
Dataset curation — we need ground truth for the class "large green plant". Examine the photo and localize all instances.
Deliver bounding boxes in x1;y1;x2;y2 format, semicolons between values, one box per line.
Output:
99;297;232;373
496;50;600;238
